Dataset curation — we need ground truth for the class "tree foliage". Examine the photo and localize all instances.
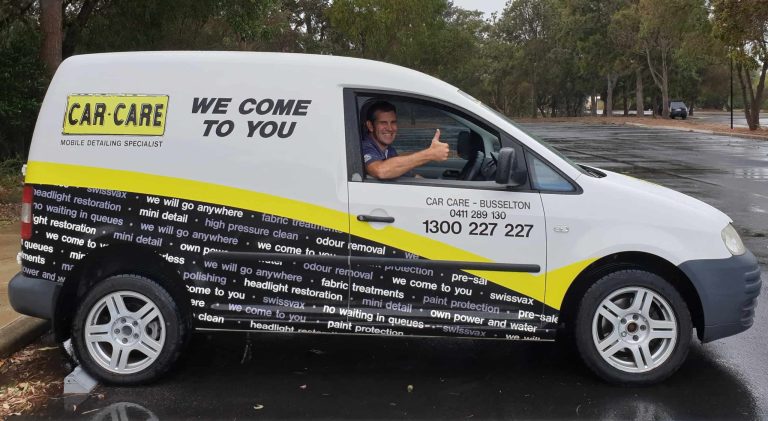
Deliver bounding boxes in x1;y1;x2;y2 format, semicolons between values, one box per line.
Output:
713;0;768;129
0;0;756;159
637;0;708;117
0;3;47;157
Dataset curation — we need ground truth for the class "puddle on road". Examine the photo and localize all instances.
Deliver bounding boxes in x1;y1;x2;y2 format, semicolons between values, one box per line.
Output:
739;226;768;237
734;168;768;180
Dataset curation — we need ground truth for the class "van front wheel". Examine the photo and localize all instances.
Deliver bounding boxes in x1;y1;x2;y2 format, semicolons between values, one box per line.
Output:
72;274;184;385
574;270;692;384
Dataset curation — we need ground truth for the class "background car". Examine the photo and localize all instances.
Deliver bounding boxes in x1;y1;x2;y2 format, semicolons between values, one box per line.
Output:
658;101;689;119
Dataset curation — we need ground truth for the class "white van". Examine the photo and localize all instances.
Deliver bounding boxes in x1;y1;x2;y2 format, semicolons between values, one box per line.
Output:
9;52;761;385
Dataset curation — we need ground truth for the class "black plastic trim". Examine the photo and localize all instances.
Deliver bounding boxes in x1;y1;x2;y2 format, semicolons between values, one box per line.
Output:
678;251;762;342
361;176;537;192
207;251;540;273
8;272;61;320
344;89;365;181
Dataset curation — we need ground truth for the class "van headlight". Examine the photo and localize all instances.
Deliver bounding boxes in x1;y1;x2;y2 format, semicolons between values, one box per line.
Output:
721;224;746;256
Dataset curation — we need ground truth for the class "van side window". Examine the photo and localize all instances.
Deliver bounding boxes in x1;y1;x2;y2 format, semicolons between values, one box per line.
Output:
529;155;575;192
356;97;502;182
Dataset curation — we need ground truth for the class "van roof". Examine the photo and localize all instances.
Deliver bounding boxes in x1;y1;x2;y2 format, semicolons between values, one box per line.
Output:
60;51;459;99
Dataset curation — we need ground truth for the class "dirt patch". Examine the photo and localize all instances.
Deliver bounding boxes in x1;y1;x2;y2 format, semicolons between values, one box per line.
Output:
0;336;68;418
0;203;20;226
513;116;768;140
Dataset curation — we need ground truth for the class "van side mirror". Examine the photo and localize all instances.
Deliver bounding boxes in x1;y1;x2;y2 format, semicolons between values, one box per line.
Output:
495;147;527;187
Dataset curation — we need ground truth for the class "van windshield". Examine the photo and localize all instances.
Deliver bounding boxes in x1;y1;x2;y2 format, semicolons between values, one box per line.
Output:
458;90;587;175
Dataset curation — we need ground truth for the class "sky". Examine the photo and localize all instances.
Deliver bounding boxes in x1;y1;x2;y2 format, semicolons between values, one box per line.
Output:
450;0;509;19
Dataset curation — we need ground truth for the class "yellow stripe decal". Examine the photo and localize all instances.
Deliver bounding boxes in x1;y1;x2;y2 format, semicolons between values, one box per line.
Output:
26;161;349;232
545;258;598;308
26;161;591;309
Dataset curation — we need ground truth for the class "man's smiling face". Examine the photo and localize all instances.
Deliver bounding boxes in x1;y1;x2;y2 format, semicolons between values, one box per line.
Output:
367;110;398;148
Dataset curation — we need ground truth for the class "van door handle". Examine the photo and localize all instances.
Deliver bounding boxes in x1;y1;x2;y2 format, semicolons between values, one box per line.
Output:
357;214;395;223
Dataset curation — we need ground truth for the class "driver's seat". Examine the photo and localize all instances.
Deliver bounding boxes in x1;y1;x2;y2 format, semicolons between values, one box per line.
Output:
457;131;485;181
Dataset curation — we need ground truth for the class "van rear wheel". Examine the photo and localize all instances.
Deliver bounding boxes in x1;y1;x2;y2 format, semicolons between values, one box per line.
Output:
71;274;185;385
574;269;692;384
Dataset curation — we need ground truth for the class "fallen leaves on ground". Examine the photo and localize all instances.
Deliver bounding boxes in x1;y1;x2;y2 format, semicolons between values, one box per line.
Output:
0;341;66;419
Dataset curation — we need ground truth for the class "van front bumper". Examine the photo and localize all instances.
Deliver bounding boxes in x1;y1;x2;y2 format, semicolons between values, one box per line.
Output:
679;251;762;343
8;272;60;320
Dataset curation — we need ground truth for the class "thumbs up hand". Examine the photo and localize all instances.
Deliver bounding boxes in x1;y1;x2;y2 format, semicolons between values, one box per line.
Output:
428;129;449;161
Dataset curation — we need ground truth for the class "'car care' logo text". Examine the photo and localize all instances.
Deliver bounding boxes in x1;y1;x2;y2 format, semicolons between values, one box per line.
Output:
62;94;168;136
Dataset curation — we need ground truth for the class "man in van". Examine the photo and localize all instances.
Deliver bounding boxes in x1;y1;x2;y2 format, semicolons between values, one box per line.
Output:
362;101;449;179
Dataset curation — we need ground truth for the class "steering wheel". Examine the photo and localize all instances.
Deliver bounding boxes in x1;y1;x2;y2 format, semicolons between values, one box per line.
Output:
479;152;499;181
462;151;485;181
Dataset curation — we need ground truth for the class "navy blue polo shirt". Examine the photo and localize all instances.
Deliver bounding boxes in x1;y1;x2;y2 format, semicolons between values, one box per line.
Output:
361;135;415;178
362;135;398;164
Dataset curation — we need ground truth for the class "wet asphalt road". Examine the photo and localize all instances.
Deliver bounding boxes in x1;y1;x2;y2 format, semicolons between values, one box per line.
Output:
42;123;767;420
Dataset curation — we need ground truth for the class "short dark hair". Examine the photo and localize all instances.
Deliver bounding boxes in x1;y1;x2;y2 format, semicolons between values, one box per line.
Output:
366;101;396;122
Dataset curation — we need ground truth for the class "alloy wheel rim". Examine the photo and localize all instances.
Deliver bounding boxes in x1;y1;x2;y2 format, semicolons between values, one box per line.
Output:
592;286;677;373
84;291;166;374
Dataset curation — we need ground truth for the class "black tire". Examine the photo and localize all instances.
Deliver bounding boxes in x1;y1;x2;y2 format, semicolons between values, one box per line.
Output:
72;274;186;385
574;269;692;384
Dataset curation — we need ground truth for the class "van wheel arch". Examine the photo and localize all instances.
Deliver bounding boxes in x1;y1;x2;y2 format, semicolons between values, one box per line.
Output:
558;252;704;342
54;244;192;342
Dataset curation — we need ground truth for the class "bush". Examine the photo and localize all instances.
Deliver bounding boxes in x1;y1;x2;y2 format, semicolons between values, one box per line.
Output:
0;21;48;160
0;157;24;203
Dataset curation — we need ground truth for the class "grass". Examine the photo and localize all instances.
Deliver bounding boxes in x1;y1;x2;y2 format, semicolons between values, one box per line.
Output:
0;157;23;204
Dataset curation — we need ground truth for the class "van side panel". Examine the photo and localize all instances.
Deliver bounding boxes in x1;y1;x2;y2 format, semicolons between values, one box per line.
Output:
19;53;562;341
22;181;555;339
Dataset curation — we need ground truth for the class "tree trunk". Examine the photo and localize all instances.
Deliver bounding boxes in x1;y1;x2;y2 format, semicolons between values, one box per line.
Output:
605;75;613;117
62;0;98;59
531;62;537;119
749;59;768;130
40;0;63;76
661;62;669;118
605;74;619;118
646;48;670;118
635;67;644;118
590;94;597;116
564;96;570;117
736;62;757;130
623;81;628;116
550;97;557;117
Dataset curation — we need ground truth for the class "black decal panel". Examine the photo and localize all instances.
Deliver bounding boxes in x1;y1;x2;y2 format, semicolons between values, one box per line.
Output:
23;185;557;340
